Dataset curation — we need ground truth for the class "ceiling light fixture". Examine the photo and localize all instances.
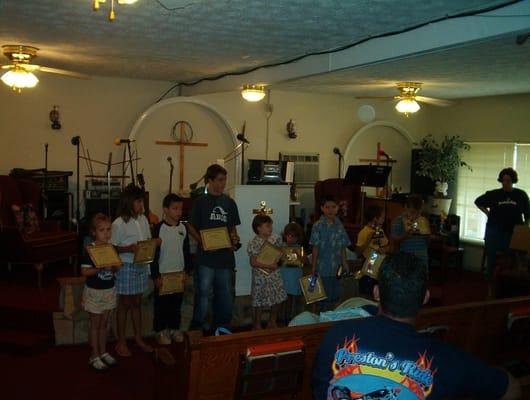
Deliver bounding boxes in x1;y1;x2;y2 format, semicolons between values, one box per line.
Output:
241;84;266;102
93;0;139;22
395;98;420;116
1;67;39;93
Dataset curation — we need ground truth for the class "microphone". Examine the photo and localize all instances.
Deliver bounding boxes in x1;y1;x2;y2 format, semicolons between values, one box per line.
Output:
114;138;136;145
333;147;342;157
71;136;80;146
236;133;250;144
167;156;174;167
379;149;390;158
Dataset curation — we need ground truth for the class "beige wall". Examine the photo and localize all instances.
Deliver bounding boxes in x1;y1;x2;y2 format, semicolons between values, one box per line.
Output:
424;93;530;142
0;75;427;218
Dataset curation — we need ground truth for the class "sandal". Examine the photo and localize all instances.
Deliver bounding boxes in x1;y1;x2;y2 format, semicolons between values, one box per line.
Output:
100;352;117;366
89;357;108;372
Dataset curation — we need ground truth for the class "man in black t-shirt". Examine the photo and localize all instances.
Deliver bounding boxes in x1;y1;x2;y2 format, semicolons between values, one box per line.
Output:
475;168;529;283
312;252;521;400
188;164;241;331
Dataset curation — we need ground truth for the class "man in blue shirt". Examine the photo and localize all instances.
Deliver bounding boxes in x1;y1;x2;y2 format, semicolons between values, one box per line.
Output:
312;252;520;400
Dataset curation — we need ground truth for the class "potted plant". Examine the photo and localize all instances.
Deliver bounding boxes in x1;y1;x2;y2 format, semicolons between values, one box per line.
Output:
415;134;471;215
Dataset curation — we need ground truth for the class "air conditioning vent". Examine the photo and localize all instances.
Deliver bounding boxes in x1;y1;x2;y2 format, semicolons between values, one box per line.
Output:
279;152;319;188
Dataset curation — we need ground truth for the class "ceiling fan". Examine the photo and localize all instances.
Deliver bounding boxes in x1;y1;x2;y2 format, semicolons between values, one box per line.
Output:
1;45;89;93
356;82;452;115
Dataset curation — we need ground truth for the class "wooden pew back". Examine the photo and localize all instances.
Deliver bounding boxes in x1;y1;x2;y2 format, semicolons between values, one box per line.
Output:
184;296;530;400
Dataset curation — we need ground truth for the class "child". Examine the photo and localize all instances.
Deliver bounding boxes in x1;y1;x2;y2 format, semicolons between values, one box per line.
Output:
81;213;120;371
111;185;156;356
356;205;390;297
279;222;305;322
310;195;351;311
247;214;287;329
151;194;191;345
391;194;431;268
188;164;241;332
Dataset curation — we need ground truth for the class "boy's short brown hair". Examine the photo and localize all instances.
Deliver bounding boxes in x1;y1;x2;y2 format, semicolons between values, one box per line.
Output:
204;164;227;184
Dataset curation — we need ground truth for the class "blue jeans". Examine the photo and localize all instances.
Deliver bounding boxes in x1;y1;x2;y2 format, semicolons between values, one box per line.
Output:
190;265;234;330
484;226;512;280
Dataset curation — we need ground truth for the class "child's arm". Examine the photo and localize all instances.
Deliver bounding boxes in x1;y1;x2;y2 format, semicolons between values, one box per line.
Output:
341;247;349;272
356;230;374;256
80;266;98;277
311;246;319;275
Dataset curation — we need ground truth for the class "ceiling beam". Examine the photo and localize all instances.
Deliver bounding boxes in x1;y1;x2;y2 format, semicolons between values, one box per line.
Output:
181;0;530;96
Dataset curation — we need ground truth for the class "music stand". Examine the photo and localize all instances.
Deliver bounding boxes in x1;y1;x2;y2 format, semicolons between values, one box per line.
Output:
344;165;392;227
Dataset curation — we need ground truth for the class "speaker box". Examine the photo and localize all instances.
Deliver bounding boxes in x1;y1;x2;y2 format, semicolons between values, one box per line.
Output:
410;149;435;197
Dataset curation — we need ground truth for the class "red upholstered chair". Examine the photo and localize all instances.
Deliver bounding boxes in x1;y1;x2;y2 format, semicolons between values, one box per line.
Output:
313;178;362;244
0;175;78;287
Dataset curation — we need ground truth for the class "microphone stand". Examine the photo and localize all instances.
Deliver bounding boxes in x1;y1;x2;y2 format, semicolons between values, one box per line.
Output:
168;159;174;194
107;152;112;217
381;153;391;232
43;143;49;219
126;141;135;186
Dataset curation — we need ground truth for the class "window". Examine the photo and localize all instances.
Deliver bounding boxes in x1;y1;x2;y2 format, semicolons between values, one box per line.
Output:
456;142;530;242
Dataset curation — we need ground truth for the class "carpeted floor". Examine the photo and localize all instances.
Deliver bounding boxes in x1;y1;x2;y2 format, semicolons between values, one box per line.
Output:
0;261;489;399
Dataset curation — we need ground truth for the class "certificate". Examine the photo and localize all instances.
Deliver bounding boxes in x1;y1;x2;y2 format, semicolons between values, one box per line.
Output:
256;241;283;266
200;227;232;251
133;239;157;264
86;243;123;269
159;272;186;295
299;275;327;304
281;247;304;267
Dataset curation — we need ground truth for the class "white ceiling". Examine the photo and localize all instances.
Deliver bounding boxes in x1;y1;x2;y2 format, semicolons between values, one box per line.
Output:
274;34;530;99
0;0;521;85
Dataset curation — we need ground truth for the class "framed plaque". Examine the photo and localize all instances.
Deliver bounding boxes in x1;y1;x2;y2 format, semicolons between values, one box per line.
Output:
86;243;123;269
159;271;186;295
133;239;157;264
256;241;283;266
200;227;232;251
299;274;327;304
355;251;386;280
282;247;304;267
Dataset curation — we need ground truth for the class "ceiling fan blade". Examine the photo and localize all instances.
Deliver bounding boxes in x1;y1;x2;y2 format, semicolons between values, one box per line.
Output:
355;96;395;100
39;66;90;80
416;95;452;107
1;64;14;70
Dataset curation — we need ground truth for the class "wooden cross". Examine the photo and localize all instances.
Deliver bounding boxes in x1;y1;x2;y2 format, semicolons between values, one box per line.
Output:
359;142;397;165
156;121;208;192
359;142;397;197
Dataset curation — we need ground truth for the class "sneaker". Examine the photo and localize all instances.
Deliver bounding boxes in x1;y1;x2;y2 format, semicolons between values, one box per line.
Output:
157;331;171;345
89;356;108;372
100;352;117;367
170;330;184;343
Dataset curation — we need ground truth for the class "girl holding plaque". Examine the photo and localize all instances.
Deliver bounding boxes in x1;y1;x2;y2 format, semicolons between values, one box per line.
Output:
111;185;156;357
81;213;121;371
279;222;305;323
247;215;287;330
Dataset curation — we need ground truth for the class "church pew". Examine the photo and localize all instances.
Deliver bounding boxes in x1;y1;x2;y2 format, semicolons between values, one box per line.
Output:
183;296;530;400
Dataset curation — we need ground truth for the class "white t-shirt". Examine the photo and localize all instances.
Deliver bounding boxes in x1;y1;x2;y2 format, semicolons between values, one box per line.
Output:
111;214;151;264
156;221;187;274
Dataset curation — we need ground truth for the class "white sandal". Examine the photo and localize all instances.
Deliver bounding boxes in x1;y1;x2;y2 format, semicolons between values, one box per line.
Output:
89;357;108;372
100;352;117;367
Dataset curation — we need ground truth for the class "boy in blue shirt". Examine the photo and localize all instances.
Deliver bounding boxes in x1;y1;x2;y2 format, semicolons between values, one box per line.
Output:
310;195;351;311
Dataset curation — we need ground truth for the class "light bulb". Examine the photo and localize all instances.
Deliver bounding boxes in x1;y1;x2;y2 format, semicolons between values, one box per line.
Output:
395;98;420;114
241;85;266;102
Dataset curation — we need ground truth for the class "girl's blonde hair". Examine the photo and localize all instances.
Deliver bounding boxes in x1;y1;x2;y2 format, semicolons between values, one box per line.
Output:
90;213;111;236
